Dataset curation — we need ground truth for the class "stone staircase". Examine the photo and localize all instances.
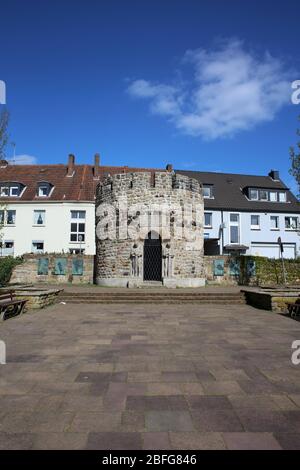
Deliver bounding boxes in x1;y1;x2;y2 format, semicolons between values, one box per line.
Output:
58;290;246;305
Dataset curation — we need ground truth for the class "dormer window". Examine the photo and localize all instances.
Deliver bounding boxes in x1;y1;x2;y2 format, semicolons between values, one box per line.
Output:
248;187;288;203
0;183;25;197
203;185;214;199
37;182;53;197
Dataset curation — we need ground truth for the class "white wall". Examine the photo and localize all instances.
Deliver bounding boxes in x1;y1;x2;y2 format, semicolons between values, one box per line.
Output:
0;202;95;256
203;209;300;258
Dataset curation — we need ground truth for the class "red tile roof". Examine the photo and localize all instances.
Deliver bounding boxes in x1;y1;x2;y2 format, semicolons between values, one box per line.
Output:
0;164;158;202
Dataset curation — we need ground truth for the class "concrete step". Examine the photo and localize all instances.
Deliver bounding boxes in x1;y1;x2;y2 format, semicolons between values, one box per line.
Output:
58;291;245;304
58;299;245;304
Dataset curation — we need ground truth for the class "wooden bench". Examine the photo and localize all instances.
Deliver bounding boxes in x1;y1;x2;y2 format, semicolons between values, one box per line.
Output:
0;290;28;321
287;298;300;318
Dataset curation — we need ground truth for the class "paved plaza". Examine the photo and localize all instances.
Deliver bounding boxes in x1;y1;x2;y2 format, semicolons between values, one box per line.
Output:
0;301;300;449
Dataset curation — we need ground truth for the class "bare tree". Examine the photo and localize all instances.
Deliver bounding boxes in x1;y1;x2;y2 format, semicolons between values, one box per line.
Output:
289;115;300;199
0;108;9;160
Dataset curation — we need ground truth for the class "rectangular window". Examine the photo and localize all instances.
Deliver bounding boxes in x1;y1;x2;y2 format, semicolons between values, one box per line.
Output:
269;191;277;202
0;210;4;225
230;226;239;244
6;210;16;225
270;215;279;229
279;192;287;202
32;241;44;253
10;186;20;196
249;189;258;200
71;210;86;219
204;212;212;227
33;210;46;225
230;213;239;223
203;186;213;198
251;215;260;229
259;190;268;201
229;213;240;244
70;210;86;242
1;240;14;256
0;186;9;197
38;185;49;197
285;216;298;230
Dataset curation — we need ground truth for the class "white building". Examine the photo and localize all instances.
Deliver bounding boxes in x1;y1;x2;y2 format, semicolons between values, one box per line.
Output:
179;169;300;259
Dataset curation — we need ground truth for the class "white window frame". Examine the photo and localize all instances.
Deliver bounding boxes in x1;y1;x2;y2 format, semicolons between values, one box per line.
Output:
249;188;258;200
229;213;240;244
285;216;299;231
279;192;287;202
70;210;86;243
259;190;268;201
270;215;279;230
204;212;212;228
203;186;213;199
269;191;277;202
250;214;260;230
33;210;46;226
6;210;16;225
31;240;44;254
0;186;9;197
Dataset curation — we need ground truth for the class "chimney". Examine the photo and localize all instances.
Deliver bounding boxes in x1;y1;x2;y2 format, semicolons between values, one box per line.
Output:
268;169;279;181
67;154;75;177
94;153;100;178
166;163;173;172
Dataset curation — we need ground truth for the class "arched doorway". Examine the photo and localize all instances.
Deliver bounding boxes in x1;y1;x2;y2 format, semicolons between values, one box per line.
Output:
143;231;162;281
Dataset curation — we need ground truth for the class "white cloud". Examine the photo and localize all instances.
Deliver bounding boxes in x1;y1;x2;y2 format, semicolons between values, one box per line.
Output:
127;39;292;140
8;154;37;165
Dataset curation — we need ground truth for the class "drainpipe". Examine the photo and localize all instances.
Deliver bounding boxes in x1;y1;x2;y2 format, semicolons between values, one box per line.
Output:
220;210;224;255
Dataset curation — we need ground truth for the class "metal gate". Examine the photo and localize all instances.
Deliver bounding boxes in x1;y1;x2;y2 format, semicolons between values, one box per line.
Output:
143;233;162;281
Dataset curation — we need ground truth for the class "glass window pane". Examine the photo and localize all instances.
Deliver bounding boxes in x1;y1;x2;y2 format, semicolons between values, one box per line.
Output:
230;214;239;222
279;192;286;202
34;210;45;224
270;216;279;228
78;223;85;232
269;192;277;202
249;189;258;200
230;226;239;243
10;186;19;196
260;190;268;200
7;210;16;224
70;233;77;242
251;215;259;226
71;223;77;232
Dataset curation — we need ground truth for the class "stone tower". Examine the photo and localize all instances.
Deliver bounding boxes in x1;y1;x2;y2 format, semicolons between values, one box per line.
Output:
95;170;205;287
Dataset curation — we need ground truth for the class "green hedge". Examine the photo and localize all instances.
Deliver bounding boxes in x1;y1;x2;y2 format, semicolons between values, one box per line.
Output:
0;256;23;286
238;255;300;285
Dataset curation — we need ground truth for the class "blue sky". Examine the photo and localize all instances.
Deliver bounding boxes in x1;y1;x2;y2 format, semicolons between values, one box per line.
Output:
1;0;300;190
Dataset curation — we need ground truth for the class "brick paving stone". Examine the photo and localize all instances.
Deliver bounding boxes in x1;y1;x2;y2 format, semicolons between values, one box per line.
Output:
236;409;293;433
169;432;226;450
0;432;35;450
223;432;282;450
142;432;172;449
32;432;88;450
186;395;233;410
126;395;188;411
274;433;300;450
146;411;194;432
1;300;300;449
86;432;142;450
191;409;243;432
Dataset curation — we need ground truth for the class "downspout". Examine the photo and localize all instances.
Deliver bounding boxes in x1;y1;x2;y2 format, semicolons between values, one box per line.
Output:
220;210;224;255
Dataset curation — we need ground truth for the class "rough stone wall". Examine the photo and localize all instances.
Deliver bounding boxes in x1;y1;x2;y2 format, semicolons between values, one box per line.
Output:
10;254;94;284
95;171;205;286
204;255;300;286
